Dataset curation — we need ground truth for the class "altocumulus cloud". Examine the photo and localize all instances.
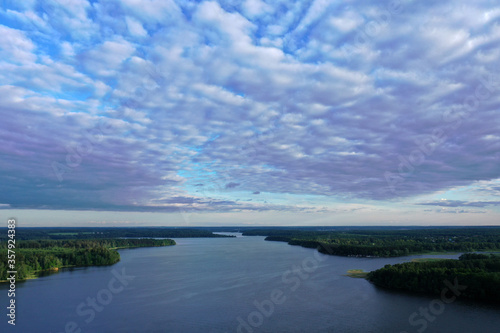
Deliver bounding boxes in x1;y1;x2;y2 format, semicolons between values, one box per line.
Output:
0;0;499;217
418;200;500;208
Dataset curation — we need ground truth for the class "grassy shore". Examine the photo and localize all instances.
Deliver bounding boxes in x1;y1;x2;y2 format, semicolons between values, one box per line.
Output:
345;269;369;278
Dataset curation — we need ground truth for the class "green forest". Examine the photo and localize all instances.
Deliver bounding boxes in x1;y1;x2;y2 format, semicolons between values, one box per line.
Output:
0;227;234;241
0;238;175;281
0;227;232;282
367;253;500;303
242;227;500;257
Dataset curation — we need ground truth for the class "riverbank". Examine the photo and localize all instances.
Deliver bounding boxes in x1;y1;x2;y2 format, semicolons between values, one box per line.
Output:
0;238;176;282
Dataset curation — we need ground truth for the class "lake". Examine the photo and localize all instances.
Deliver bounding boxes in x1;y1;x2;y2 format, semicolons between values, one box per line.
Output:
1;234;499;332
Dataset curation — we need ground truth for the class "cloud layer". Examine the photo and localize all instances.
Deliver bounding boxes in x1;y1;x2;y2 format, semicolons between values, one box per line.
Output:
1;0;500;219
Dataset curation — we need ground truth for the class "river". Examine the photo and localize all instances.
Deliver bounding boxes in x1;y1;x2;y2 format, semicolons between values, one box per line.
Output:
1;234;499;332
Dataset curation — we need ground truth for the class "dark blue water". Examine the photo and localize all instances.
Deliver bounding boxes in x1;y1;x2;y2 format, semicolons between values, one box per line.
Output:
1;234;499;332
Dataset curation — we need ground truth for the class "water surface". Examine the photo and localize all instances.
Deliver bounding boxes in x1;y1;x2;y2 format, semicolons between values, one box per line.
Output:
1;234;499;332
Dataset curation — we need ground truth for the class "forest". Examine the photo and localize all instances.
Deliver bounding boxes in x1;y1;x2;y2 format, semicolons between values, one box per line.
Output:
0;238;175;281
242;227;500;257
367;253;500;303
0;227;232;282
0;227;234;241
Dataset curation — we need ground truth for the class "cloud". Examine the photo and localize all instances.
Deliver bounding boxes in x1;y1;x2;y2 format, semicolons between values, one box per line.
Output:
242;0;272;18
119;0;181;24
0;0;500;220
0;25;36;64
417;200;500;208
125;16;148;37
79;38;136;77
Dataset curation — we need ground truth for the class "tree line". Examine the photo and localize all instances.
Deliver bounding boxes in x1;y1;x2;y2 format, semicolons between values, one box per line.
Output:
367;254;500;303
243;228;500;257
0;227;234;241
0;238;175;280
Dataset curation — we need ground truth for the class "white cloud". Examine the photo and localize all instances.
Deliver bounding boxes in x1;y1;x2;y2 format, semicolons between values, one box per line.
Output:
81;38;136;77
120;0;181;23
242;0;272;18
0;25;36;64
125;16;148;37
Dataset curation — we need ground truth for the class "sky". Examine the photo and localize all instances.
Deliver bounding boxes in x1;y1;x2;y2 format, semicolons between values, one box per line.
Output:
1;0;500;227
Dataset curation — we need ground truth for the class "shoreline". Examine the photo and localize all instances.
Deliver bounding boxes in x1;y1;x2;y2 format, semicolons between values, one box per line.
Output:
1;241;175;283
265;237;500;258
